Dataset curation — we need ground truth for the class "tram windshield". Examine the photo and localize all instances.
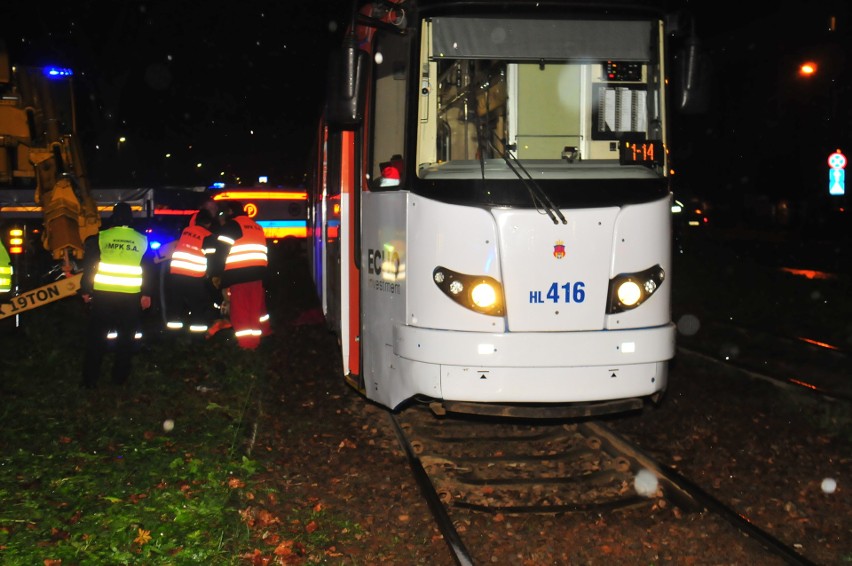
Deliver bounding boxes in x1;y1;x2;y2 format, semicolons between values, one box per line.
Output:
415;16;667;182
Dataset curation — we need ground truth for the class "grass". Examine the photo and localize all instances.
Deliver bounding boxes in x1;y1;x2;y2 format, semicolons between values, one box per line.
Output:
0;296;352;564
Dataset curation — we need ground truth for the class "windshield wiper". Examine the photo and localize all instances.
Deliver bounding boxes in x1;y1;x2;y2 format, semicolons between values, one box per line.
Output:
489;138;567;225
472;100;488;182
466;75;565;225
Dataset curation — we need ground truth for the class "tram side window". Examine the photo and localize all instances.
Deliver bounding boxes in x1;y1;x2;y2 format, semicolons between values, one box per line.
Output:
370;31;410;190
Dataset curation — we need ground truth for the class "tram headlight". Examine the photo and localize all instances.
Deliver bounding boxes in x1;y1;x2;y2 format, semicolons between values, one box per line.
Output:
471;282;498;309
616;280;642;306
433;266;504;316
607;264;665;313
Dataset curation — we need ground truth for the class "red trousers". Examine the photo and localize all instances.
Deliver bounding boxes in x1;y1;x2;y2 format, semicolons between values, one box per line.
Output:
228;280;270;349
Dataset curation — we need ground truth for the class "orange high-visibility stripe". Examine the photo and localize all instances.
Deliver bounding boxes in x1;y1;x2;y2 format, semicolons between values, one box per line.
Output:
341;130;360;376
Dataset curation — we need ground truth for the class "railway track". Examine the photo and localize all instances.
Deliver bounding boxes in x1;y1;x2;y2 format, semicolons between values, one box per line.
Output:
382;246;848;564
390;404;817;566
677;315;852;403
395;406;649;514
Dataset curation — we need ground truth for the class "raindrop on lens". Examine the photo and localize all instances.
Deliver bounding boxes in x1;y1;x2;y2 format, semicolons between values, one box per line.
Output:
634;469;658;497
719;342;739;360
677;313;700;336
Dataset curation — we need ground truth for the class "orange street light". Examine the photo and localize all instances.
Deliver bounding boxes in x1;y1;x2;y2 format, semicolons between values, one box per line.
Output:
798;61;818;77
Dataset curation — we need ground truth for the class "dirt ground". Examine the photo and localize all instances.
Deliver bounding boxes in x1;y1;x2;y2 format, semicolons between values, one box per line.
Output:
240;250;850;565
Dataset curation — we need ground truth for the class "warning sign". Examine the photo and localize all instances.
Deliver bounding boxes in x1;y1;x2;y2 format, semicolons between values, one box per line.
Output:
0;273;82;319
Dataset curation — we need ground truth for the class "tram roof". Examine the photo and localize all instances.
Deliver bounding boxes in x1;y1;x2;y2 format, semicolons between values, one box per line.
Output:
376;0;672;18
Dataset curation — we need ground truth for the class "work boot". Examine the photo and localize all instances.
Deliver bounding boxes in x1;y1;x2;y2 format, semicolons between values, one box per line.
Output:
206;318;232;338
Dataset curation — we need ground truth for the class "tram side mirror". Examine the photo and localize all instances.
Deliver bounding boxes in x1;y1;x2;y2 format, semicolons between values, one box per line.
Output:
326;36;368;130
675;35;710;114
670;13;710;115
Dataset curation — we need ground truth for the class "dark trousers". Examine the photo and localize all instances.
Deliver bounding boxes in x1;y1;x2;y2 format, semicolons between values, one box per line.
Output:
164;273;215;330
81;291;143;388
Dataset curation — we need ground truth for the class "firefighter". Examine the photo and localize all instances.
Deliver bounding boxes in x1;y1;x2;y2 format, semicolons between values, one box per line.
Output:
208;201;270;350
164;208;217;335
0;237;11;293
80;202;152;389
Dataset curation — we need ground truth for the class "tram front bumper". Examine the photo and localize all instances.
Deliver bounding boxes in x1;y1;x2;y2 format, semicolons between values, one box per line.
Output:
393;323;675;404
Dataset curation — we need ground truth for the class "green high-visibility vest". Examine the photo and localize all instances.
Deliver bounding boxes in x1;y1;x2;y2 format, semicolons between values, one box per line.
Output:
93;226;148;293
0;241;11;293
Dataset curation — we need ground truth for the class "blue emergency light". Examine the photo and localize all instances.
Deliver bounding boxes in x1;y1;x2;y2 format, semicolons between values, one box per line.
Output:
43;66;74;78
143;228;164;251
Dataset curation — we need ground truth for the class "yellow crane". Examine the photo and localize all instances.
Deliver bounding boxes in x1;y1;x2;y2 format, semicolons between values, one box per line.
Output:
0;39;100;278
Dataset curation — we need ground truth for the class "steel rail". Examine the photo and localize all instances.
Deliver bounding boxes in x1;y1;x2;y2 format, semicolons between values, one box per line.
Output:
389;413;474;566
678;346;852;403
585;421;819;566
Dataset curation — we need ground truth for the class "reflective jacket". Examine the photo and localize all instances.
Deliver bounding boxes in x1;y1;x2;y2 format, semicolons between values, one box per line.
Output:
222;216;267;270
92;226;148;293
0;240;11;293
169;223;214;277
212;216;268;287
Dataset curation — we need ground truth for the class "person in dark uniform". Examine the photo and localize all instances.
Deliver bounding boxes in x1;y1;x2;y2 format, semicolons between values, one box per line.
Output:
80;202;153;389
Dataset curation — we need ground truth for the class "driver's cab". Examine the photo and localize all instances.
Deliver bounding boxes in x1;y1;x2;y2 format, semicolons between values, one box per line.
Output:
367;14;669;190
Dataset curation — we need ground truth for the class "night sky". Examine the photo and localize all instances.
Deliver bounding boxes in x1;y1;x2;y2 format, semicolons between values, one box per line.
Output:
2;1;349;188
3;1;850;213
676;1;851;212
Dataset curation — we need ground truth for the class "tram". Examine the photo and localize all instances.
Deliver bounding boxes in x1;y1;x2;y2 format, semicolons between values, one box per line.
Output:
308;0;706;418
